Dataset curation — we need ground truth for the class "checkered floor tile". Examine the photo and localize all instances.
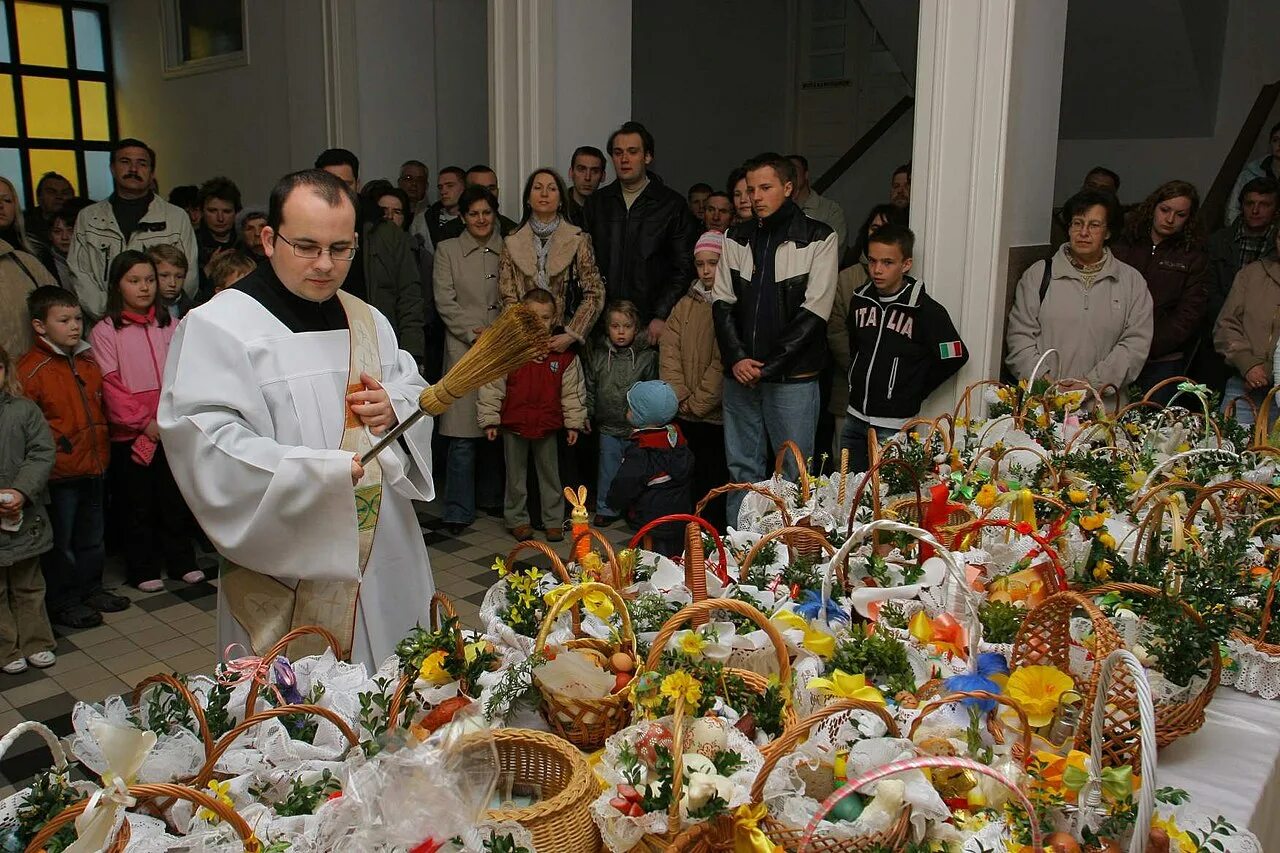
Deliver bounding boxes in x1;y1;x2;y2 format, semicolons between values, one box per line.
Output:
0;500;634;797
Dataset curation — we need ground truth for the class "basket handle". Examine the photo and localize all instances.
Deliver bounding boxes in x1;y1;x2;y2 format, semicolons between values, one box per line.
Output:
628;514;728;585
695;482;793;528
1248;517;1280;648
1084;649;1157;853
533;581;636;666
192;703;360;787
505;539;573;583
800;756;1041;852
951;517;1067;593
1255;384;1280;447
954;379;1006;424
736;525;837;585
845;452;925;535
774;440;812;503
1183;479;1279;527
570;526;626;586
243;625;344;717
907;690;1032;765
26;782;260;853
748;698;899;803
1131;479;1222;530
900;415;954;455
644;598;791;696
0;720;68;773
130;673;215;757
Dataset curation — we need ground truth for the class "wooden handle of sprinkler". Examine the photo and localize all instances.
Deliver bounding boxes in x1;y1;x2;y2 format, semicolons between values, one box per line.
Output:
358;383;456;466
359;408;426;466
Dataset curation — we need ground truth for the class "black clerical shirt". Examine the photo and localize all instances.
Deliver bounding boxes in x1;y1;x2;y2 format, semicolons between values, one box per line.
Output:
231;264;349;333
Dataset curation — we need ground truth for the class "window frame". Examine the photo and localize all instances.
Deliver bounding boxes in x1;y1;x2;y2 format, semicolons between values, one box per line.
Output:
0;0;118;207
159;0;248;79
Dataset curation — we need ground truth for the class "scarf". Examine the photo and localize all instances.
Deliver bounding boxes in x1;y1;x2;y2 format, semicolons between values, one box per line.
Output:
529;215;561;293
1065;246;1109;290
687;280;714;302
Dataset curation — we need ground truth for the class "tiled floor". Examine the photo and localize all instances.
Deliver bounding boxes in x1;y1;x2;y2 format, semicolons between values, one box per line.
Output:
0;500;633;796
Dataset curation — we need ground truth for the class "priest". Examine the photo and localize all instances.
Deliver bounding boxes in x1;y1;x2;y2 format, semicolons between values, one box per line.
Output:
158;169;434;668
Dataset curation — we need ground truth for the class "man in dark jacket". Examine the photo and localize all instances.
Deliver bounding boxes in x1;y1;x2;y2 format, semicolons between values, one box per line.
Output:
584;122;699;343
712;152;838;524
434;165;520;243
317;149;425;367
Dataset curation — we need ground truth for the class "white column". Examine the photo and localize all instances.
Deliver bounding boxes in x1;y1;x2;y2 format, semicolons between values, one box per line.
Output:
910;0;1067;414
489;0;632;219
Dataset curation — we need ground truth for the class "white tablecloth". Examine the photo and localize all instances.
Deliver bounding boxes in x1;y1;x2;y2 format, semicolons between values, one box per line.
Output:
1159;688;1280;849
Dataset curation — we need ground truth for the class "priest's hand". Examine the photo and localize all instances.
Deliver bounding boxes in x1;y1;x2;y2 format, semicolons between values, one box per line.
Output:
350;455;364;486
347;372;397;435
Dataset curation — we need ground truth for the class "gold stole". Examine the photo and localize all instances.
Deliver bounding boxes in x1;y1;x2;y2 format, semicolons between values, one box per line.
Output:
222;290;384;660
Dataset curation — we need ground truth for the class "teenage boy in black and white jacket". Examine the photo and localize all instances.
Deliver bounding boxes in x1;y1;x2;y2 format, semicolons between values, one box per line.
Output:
840;224;967;471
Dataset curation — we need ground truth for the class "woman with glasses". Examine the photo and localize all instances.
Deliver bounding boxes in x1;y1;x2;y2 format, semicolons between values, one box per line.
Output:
432;186;507;532
1005;189;1153;409
1112;180;1208;402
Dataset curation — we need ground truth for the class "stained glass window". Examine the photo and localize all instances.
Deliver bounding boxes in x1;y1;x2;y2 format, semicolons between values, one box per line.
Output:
0;1;117;207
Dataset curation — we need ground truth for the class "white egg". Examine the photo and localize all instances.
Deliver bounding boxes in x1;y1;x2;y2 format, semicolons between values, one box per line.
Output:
686;716;729;759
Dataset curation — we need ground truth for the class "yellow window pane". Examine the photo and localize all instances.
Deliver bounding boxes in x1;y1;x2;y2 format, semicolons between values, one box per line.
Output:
15;2;67;68
28;150;78;196
78;80;109;141
0;76;15;137
22;77;73;139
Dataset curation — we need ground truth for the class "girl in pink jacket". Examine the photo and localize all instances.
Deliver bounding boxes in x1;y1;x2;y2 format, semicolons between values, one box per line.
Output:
89;250;201;592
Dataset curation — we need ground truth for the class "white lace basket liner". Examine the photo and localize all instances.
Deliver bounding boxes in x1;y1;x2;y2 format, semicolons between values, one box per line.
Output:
589;713;767;852
1224;529;1280;700
0;720;101;841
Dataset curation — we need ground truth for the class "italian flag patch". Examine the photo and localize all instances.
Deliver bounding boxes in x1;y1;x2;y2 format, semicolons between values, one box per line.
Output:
939;341;964;359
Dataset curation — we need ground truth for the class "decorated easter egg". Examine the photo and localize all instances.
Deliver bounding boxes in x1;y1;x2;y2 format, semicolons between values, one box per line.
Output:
687;716;729;759
827;783;864;822
635;722;673;767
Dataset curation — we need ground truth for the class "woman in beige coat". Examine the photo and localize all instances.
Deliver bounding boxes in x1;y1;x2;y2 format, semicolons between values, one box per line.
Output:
433;186;505;530
0;176;57;360
498;168;605;351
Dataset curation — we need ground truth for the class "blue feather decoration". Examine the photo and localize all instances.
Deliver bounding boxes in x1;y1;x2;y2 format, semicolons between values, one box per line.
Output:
794;589;848;624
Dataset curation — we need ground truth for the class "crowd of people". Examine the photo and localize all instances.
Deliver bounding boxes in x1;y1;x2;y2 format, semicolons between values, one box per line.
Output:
0;116;1277;674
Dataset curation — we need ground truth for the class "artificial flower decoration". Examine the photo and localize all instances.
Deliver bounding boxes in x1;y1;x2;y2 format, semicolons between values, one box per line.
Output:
197;778;234;823
1067;488;1088;506
1005;665;1074;727
1150;813;1195;851
544;584;615;621
908;610;968;659
1079;512;1107;531
418;650;452;686
943;652;1010;711
805;669;886;705
671;621;736;662
660;671;703;706
975;483;999;510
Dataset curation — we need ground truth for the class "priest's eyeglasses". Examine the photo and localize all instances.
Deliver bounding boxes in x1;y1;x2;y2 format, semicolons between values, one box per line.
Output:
275;233;359;261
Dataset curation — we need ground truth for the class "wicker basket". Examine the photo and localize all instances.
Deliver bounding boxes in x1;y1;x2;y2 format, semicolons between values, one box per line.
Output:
1088;582;1220;753
630;513;730;587
480;727;601;853
697;482;794;532
646;598;798;733
191;702;360;787
571;526;628;587
1232;517;1280;659
387;591;478;725
907;689;1032;765
127;672;216;819
25;781;258;853
533;581;636;750
950;516;1069;595
668;699;908;853
1010;590;1122;754
243;624;345;716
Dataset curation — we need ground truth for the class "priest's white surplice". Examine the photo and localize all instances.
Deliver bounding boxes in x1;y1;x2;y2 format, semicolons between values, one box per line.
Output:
158;289;435;670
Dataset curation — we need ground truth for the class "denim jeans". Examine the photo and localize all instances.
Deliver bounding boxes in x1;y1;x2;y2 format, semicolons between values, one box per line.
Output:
721;379;820;525
442;437;503;524
43;476;107;614
595;434;628;518
1222;375;1271;432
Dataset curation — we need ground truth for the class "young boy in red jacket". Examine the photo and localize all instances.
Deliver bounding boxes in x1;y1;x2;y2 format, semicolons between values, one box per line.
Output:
18;287;130;628
478;290;588;542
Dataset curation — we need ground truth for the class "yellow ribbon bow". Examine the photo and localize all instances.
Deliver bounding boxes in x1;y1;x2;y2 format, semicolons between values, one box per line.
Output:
772;610;836;659
544;584;615;621
805;669;885;705
733;803;781;853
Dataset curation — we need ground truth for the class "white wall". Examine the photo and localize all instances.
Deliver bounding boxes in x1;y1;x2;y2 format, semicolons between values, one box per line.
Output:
553;0;630;179
822;108;914;245
1054;0;1280;204
631;0;792;195
110;0;488;204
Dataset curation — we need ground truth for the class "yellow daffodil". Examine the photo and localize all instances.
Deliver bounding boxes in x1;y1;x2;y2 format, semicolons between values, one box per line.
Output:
1079;512;1107;531
1092;560;1113;582
419;649;452;685
976;483;999;509
197;778;234;822
1125;468;1148;492
677;630;707;658
660;671;703;706
1005;665;1074;727
1097;531;1117;550
492;556;508;577
1150;813;1194;850
544;585;615;621
1067;488;1088;505
805;669;886;705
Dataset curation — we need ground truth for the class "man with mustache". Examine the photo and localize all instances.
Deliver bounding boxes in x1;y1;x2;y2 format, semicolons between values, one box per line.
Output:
68;138;198;321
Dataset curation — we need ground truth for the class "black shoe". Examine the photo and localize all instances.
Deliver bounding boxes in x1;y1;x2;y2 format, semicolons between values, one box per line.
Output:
442;521;470;535
85;591;131;613
52;604;103;629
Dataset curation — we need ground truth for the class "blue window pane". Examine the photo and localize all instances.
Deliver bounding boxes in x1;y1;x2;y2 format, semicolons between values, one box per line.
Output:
85;150;111;201
72;8;104;72
0;11;9;64
0;148;23;205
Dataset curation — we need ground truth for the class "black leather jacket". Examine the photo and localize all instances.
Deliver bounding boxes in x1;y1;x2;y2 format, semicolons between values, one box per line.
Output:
712;200;839;383
582;172;698;322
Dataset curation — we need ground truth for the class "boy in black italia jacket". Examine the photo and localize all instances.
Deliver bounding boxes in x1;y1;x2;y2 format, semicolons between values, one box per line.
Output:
840;224;967;471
